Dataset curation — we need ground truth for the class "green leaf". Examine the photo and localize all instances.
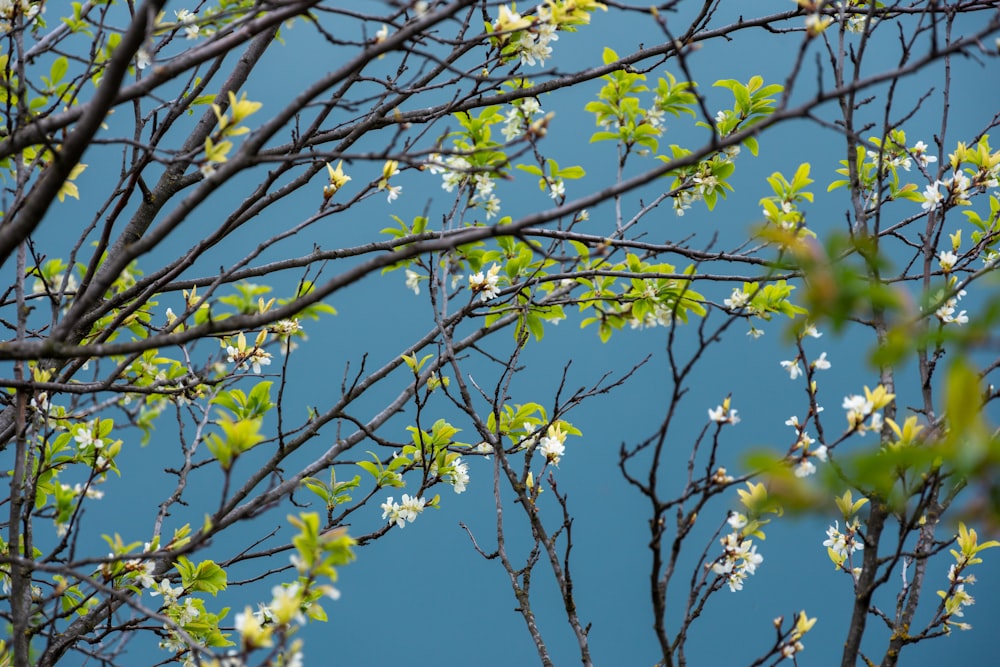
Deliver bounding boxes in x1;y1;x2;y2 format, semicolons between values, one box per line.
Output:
557;165;586;179
50;57;68;86
175;557;228;595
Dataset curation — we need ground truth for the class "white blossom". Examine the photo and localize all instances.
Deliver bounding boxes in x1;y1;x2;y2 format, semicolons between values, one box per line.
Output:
823;520;864;558
780;359;803;380
812;352;831;370
938;250;958;272
922;181;944;211
381;494;426;528
469;263;501;301
708;403;740;425
724;288;750;310
405;268;421;295
802;323;822;338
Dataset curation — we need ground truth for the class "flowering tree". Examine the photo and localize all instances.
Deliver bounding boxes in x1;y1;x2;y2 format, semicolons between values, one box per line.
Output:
2;1;1000;666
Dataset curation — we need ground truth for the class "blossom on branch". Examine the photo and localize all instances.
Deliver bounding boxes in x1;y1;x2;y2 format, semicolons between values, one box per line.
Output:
469;263;502;301
708;397;740;425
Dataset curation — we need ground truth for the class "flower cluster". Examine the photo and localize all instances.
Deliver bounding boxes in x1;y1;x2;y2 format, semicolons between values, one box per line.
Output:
491;2;607;67
270;318;304;355
934;283;969;326
786;417;827;477
627;308;671;330
517;15;557;67
833;0;881;33
673;146;740;216
940;565;976;632
426;153;501;219
225;332;272;374
73;419;118;473
824;520;864;565
378;160;402;203
469;263;502;301
501;96;544;142
708;523;764;593
537;422;568;465
233;582;327;656
867;138;936;173
411;446;470;494
842;384;893;434
779;611;817;660
922;171;972;211
491;5;554;67
445;457;470;493
0;0;41;32
174;9;201;40
936;522;1000;632
723;286;752;312
380;494;427;528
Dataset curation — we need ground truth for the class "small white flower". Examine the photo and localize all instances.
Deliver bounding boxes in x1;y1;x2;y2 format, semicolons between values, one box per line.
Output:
950;171;971;199
480;194;501;219
399;494;426;522
708;404;740;425
272;319;301;337
812;352;831;370
922;181;944;211
537;423;568;465
794;458;816;477
502;115;523;142
449;458;470;494
381;494;426;528
843;394;873;429
404;268;421;295
780;359;803;380
913;140;937;167
824;520;864;558
149;579;184;604
72;483;104;499
412;1;430;18
802;323;822;338
248;349;271;374
938;250;958;272
538;435;565;464
724;288;750;310
74;423;104;450
548;179;565;200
